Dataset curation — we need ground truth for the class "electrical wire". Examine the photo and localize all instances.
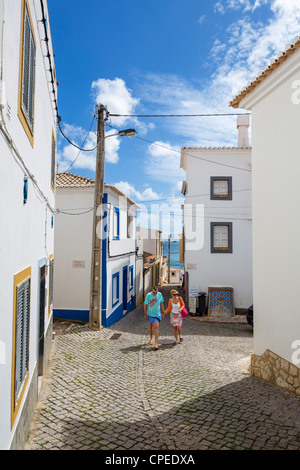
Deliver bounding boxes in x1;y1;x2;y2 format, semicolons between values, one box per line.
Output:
63;115;97;173
57;117;97;153
56;208;94;216
109;112;251;118
136;136;251;173
134;188;252;204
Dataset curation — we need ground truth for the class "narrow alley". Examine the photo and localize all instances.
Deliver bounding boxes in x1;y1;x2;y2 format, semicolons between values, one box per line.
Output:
24;287;300;451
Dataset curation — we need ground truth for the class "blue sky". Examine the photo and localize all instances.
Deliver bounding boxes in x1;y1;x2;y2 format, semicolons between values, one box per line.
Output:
48;0;300;236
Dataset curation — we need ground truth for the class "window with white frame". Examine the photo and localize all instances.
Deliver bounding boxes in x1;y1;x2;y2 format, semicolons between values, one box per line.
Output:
129;266;134;291
112;272;120;307
211;177;232;200
211;222;233;253
113;207;120;240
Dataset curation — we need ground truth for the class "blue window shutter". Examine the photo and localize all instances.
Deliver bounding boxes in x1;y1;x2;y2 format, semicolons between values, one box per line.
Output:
23;176;28;204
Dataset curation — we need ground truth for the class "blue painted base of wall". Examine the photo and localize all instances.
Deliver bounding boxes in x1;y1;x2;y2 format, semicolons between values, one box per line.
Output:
53;309;89;322
102;295;136;328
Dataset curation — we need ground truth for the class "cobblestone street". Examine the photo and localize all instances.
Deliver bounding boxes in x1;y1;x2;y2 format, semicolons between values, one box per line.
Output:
24;287;300;451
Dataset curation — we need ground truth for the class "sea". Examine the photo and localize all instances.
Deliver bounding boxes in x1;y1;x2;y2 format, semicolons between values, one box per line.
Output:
162;240;184;269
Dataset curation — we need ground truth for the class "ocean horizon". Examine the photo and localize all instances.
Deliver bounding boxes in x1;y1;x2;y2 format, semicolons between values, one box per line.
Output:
162;240;184;269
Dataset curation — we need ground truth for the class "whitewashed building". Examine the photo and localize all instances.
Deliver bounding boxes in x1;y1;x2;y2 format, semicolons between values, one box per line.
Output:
136;227;167;294
180;118;252;317
0;0;57;449
54;173;141;327
230;36;300;393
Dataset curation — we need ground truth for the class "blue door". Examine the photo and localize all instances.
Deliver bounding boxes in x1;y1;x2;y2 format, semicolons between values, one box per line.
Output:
123;267;128;312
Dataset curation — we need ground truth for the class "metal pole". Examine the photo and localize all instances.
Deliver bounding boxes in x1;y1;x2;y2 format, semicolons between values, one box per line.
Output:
89;104;106;330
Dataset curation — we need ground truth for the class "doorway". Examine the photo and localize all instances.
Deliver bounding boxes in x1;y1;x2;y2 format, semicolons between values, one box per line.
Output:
123;266;128;313
38;265;46;377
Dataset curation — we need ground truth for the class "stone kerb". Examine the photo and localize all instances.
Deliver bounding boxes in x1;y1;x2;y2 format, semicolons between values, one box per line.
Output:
251;350;300;396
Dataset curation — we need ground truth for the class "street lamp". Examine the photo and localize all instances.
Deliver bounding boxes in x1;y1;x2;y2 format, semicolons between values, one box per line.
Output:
89;105;137;330
105;129;137;139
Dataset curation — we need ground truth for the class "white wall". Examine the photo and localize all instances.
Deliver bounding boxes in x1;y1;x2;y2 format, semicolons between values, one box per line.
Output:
54;186;140;325
240;48;300;362
106;253;136;318
137;226;161;256
144;268;152;296
0;0;56;449
183;148;253;309
54;188;94;311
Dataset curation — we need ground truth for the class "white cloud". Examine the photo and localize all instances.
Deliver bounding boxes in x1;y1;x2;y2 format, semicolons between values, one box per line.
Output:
135;0;300;149
58;78;144;170
146;141;185;183
57;124;97;172
91;78;139;127
114;181;161;202
105;130;121;164
215;0;268;14
91;77;152;137
198;14;206;24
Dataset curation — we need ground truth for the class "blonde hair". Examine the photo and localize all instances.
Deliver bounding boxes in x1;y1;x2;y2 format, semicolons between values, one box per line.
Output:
171;289;179;296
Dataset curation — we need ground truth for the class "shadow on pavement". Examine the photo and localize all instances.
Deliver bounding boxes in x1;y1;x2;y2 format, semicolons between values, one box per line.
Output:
58;375;300;451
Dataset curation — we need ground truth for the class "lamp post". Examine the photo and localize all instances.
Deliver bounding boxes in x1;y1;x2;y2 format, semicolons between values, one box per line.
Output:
89;104;136;330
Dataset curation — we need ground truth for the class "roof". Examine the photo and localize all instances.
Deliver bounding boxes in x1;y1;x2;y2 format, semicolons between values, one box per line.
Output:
56;173;95;188
56;173;139;208
230;35;300;109
181;146;251;150
105;184;139;208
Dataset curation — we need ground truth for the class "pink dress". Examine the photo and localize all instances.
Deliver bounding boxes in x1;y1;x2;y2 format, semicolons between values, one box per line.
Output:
170;301;183;327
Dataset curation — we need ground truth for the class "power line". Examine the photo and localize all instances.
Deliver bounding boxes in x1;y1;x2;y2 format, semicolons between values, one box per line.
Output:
57;116;97;154
135;188;252;204
109;112;251;118
56;208;94;216
135;136;251;173
63;115;97;173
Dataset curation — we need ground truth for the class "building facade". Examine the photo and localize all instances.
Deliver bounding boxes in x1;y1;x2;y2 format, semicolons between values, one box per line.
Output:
180;118;252;317
230;36;300;393
137;227;167;295
54;173;140;328
0;0;57;449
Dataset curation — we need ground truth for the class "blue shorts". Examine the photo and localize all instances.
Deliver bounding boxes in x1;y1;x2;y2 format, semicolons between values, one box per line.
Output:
147;315;161;323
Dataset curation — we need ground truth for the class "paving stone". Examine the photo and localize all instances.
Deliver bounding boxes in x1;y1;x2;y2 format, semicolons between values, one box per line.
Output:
24;286;300;451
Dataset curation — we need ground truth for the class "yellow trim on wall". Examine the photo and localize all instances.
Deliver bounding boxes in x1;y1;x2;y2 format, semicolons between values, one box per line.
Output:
48;254;54;317
11;266;31;429
18;0;36;147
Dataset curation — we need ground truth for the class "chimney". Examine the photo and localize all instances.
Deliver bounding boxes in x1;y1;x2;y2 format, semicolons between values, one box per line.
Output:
237;115;250;147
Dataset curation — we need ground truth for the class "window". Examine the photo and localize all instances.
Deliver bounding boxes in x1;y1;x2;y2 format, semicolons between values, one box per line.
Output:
211;177;232;200
211;222;233;253
12;267;31;426
48;255;54;316
127;214;134;239
51;132;56;191
112;273;120;307
129;266;134;291
113;207;120;240
18;0;36;145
